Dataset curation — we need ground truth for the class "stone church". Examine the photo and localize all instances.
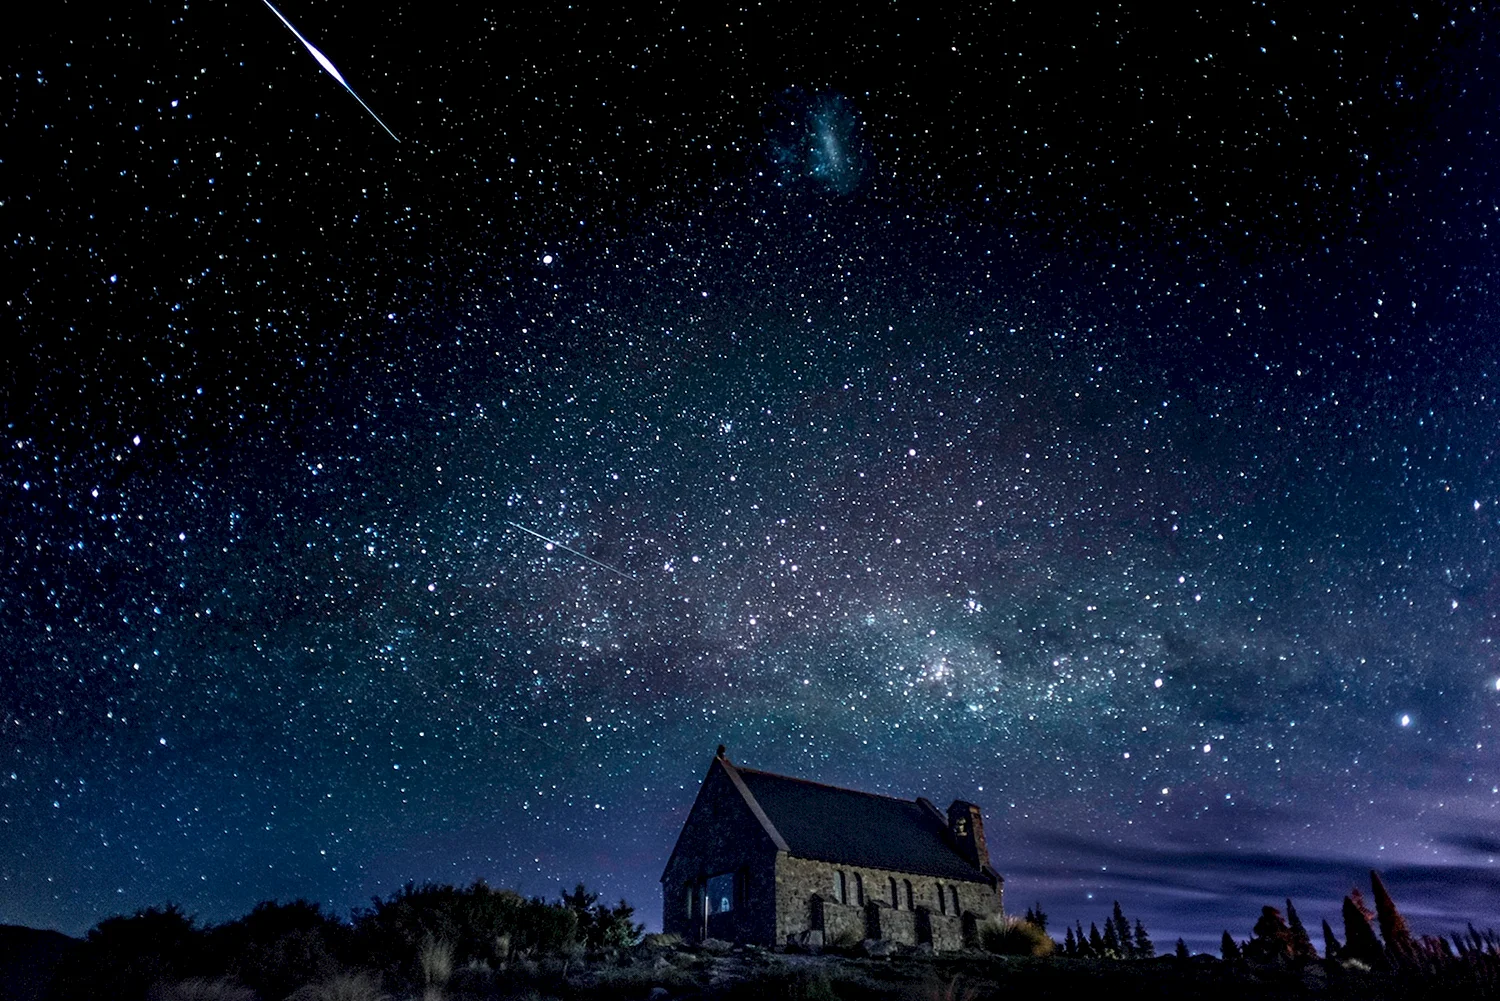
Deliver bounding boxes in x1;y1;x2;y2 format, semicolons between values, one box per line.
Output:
661;747;1004;950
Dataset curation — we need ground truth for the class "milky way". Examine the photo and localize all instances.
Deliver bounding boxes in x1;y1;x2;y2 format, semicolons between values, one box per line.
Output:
4;3;1500;950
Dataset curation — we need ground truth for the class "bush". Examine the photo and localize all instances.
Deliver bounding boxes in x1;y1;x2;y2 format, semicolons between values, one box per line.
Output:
285;970;390;1001
211;899;351;999
826;925;862;949
979;915;1055;957
639;932;682;949
147;978;256;1001
560;884;646;950
351;881;579;981
50;904;211;1001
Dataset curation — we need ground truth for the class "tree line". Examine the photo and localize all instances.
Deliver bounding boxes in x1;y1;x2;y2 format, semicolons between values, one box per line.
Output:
47;881;643;1001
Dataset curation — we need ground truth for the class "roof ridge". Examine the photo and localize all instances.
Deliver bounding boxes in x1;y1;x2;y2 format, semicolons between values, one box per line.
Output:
734;765;924;807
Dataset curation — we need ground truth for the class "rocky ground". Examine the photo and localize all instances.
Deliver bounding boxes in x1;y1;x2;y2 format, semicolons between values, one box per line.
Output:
7;930;1496;1001
438;937;1498;1001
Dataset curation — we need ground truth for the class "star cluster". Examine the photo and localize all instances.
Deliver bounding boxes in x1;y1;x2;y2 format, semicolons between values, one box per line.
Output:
4;1;1500;950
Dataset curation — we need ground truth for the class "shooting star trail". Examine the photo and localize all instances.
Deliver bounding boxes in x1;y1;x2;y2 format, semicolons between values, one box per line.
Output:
258;0;400;142
505;522;638;581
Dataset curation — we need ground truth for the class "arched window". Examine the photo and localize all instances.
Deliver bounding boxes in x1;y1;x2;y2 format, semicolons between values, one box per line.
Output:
950;885;960;915
835;869;848;904
936;882;947;915
854;872;864;906
904;879;914;910
889;877;899;908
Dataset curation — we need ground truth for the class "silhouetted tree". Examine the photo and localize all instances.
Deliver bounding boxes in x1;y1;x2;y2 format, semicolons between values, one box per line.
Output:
1134;918;1154;958
1284;899;1317;962
49;904;210;1001
1102;917;1121;958
1023;902;1049;934
354;880;578;982
1112;901;1134;958
1370;870;1414;960
1322;919;1342;962
1341;892;1384;967
211;899;350;1000
1175;937;1190;960
1246;906;1293;963
1063;926;1077;957
1221;931;1242;962
561;883;644;950
1089;922;1105;956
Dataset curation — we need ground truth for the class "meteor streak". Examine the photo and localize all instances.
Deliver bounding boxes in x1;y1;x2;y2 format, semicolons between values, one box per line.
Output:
505;522;637;581
258;0;400;142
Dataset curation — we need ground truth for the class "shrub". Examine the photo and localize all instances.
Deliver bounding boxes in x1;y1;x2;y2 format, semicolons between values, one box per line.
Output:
978;915;1055;957
826;925;862;949
211;899;350;999
561;884;646;950
50;904;211;1001
147;978;256;1001
285;970;391;1001
639;932;682;949
352;881;579;980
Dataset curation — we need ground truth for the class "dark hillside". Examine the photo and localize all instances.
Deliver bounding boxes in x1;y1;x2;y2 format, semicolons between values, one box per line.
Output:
0;925;77;1001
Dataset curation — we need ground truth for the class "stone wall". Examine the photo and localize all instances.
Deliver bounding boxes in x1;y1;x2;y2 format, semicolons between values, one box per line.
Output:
774;852;1000;950
820;899;865;946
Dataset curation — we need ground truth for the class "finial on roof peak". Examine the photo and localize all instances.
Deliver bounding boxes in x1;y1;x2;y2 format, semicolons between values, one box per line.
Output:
716;744;727;759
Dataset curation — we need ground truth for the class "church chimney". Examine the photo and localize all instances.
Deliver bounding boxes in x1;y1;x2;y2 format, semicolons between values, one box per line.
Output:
947;800;990;871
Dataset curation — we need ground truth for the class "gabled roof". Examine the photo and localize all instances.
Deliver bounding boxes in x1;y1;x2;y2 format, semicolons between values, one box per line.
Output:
724;757;991;883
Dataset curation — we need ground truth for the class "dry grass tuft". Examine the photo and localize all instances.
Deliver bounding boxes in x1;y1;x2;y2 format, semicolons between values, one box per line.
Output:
978;915;1055;957
149;978;256;1001
285;971;391;1001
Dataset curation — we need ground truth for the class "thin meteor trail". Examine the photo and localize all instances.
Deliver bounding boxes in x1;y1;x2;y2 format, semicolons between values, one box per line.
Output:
258;0;400;142
505;522;638;581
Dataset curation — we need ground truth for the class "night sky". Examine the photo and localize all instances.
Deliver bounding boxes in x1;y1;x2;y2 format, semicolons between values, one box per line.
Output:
5;1;1500;953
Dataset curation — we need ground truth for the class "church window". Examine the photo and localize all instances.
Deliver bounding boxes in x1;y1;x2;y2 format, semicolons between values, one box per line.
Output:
854;872;864;905
889;877;899;908
950;885;960;914
835;869;848;904
904;879;914;910
937;882;947;914
707;872;735;914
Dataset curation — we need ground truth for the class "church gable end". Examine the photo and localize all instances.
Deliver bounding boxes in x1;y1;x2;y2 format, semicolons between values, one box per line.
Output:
660;748;782;944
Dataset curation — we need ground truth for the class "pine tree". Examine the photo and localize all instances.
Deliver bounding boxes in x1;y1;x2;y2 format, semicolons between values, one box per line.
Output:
1112;901;1134;958
1285;899;1317;962
1322;919;1342;961
1076;921;1091;958
1134;918;1155;958
1342;893;1384;967
1089;922;1105;957
1027;901;1049;934
1247;906;1292;963
1221;931;1242;962
1369;870;1414;960
1102;917;1121;958
1175;937;1190;961
1064;925;1077;957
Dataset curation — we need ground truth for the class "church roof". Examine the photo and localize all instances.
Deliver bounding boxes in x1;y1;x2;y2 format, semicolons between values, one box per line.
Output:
722;756;991;883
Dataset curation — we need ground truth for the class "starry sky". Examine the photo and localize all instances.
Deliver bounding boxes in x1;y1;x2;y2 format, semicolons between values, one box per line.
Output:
5;1;1500;953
